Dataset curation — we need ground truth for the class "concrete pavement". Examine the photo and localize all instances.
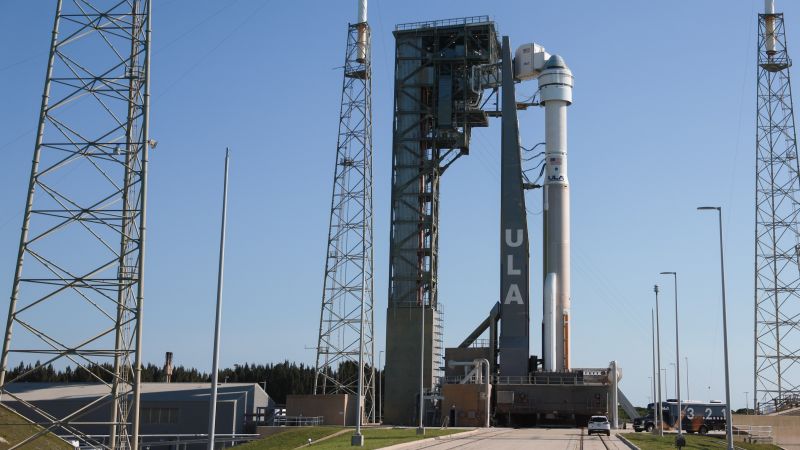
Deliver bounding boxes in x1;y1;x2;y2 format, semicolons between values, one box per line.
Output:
385;427;630;449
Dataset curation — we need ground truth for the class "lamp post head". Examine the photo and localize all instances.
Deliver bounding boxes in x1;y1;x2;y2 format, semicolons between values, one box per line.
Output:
654;284;660;294
697;206;721;211
660;271;676;276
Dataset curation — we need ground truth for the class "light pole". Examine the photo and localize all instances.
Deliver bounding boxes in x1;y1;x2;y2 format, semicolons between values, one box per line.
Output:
378;350;384;424
698;206;734;450
662;368;669;400
651;309;658;427
207;149;230;450
661;271;682;435
654;285;664;436
685;356;690;400
745;392;749;415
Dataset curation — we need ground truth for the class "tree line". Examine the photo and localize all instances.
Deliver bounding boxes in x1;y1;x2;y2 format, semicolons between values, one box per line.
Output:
4;360;379;404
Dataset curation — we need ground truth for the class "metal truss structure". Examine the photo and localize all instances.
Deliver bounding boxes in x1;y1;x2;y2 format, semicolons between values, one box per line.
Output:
313;21;375;422
0;1;152;448
384;16;499;425
754;8;800;413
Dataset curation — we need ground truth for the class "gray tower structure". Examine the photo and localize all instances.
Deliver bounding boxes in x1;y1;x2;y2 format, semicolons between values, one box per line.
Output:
384;16;499;425
313;12;376;422
754;0;800;414
0;1;152;448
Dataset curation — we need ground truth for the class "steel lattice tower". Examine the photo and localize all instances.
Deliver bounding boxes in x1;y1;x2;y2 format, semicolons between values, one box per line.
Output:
0;1;151;448
313;18;375;423
754;3;800;413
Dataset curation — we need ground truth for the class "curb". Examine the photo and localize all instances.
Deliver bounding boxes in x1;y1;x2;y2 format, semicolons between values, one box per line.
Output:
378;427;486;449
616;434;641;450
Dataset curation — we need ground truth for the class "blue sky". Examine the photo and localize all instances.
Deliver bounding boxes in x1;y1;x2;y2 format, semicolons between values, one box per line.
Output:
0;1;797;410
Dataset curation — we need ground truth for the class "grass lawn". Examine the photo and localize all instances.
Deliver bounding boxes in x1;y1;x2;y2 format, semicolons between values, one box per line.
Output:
0;404;72;450
236;427;470;450
305;428;469;450
234;427;345;450
622;432;781;450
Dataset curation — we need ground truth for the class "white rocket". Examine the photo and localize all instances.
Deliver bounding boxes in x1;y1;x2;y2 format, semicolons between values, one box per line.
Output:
514;45;573;372
540;55;573;372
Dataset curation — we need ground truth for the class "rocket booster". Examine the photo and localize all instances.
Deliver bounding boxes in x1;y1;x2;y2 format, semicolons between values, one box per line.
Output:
540;55;573;372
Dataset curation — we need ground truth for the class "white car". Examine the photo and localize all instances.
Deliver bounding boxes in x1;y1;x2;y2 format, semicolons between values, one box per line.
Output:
588;415;611;436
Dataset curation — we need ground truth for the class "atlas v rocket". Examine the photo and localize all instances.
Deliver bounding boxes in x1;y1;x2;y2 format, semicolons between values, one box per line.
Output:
540;55;574;372
501;41;573;375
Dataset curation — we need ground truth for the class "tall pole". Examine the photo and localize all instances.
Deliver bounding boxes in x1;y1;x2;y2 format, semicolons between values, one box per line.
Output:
698;206;734;450
745;392;750;415
654;284;664;436
379;350;384;424
651;309;658;429
686;356;690;400
207;149;230;450
662;271;682;435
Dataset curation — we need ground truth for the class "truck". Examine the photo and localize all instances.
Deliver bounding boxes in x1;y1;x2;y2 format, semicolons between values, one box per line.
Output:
633;400;727;434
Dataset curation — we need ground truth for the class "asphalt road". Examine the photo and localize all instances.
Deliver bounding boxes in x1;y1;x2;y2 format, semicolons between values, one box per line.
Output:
389;428;629;450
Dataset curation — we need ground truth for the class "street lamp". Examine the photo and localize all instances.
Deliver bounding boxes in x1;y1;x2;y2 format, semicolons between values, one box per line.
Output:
654;285;664;436
661;271;682;436
698;206;734;450
745;392;749;415
685;356;690;400
651;309;658;429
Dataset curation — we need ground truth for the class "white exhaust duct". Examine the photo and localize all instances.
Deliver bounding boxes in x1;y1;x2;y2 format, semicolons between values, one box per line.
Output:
765;0;776;54
357;0;368;62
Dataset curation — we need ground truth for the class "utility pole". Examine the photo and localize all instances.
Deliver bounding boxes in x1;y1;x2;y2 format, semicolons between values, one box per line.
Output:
207;149;230;450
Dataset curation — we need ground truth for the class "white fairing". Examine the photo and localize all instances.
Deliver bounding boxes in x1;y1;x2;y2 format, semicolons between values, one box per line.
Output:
544;273;557;372
540;55;573;371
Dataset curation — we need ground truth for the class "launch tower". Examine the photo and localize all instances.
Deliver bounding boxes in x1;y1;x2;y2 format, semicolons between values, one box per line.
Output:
754;0;800;414
0;1;152;448
313;0;376;423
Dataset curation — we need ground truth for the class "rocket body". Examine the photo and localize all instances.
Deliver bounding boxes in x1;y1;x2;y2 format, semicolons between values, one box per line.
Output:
540;55;573;372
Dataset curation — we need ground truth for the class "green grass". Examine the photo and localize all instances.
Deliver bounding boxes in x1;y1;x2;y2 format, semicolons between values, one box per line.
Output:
621;433;781;450
308;428;469;450
234;427;345;450
0;404;73;450
235;427;469;450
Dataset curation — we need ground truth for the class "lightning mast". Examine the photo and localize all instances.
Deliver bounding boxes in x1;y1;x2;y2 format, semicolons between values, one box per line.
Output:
0;1;151;448
754;0;800;413
313;0;375;424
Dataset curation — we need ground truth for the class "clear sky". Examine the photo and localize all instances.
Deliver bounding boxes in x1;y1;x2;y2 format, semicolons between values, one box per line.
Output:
0;0;797;411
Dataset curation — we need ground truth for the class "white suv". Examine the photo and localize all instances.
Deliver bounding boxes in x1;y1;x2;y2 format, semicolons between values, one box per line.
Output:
588;415;611;436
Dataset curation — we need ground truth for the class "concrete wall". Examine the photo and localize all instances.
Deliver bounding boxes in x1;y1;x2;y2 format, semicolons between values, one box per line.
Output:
733;414;800;449
441;384;489;427
385;306;434;425
286;394;356;426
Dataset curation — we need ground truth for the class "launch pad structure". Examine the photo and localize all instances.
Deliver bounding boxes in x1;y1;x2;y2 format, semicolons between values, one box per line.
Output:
383;16;627;427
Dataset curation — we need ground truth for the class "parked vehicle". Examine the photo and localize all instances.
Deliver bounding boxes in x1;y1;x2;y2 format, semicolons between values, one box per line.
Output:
588;415;611;436
633;401;727;434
